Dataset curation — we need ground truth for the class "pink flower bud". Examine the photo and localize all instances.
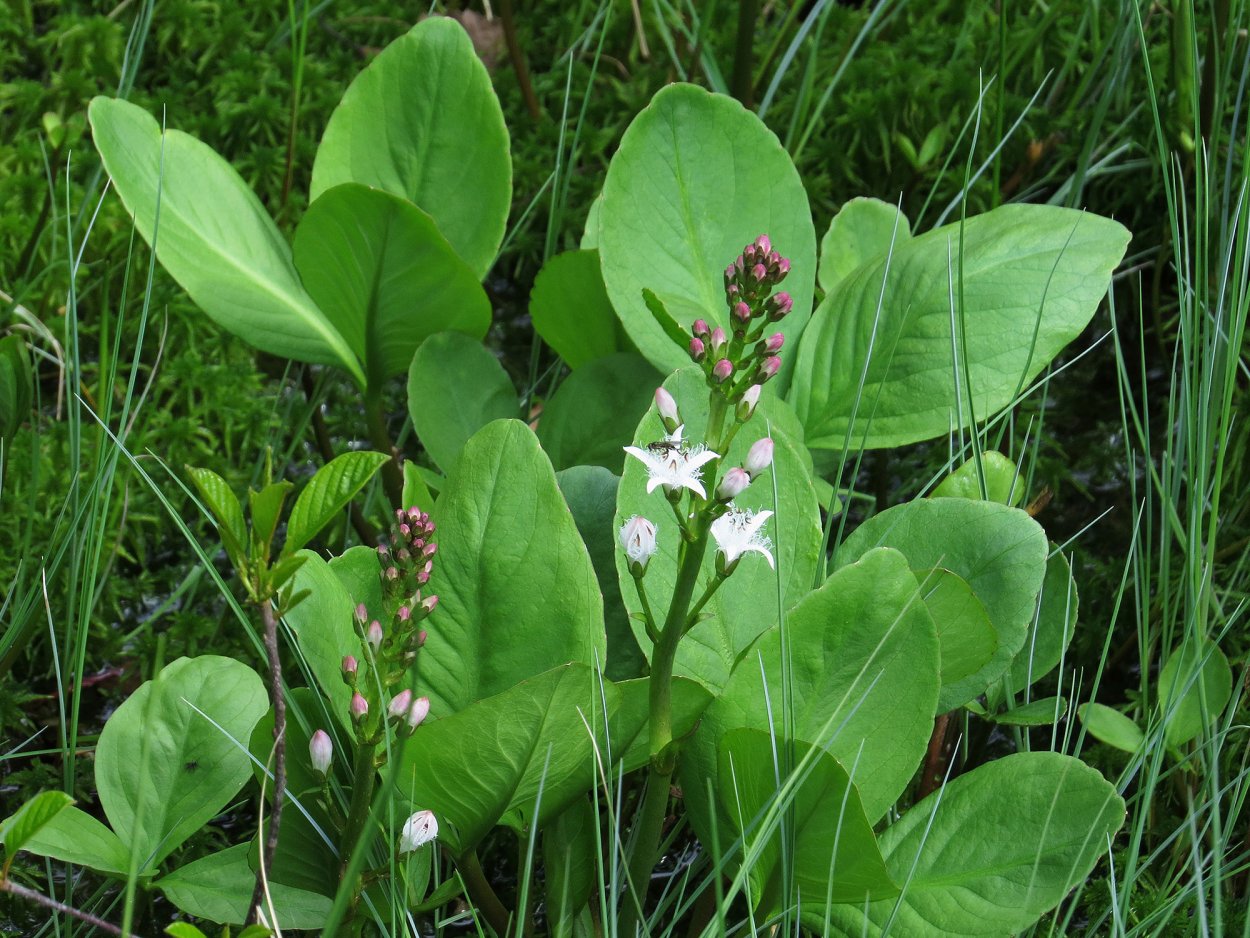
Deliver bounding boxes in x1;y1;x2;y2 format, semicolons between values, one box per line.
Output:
377;544;389;557
350;692;369;722
724;263;736;282
745;437;774;478
743;244;757;262
422;542;437;558
692;319;710;338
776;257;791;278
418;629;428;646
399;523;411;537
752;263;768;282
386;566;399;581
342;655;358;678
717;467;751;500
398;605;411;622
765;332;785;353
421;595;439;615
756;234;772;254
689;337;706;361
758;356;781;380
710;327;727;355
737;384;762;421
309;729;333;776
388;689;414;721
655;387;679;424
769;292;793;319
367;620;384;650
713;359;734;383
406;696;431;730
733;301;751;323
354;603;368;624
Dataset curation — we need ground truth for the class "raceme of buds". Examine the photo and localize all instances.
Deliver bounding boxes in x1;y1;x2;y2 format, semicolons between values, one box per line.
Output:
717;467;751;501
399;810;439;853
309;729;333;776
745;437;774;478
619;515;658;575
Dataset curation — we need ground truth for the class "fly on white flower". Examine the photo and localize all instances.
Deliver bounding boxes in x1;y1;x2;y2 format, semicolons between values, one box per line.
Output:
624;426;720;499
710;507;775;570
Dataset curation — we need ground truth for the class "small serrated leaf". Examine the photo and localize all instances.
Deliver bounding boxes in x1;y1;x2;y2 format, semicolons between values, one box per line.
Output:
284;451;388;555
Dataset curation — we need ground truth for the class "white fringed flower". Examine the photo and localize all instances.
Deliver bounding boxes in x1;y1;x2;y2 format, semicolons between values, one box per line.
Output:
619;516;658;567
623;427;720;499
710;507;775;570
399;810;438;853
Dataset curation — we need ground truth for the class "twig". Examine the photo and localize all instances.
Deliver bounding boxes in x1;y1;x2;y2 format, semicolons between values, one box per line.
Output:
496;0;540;120
0;879;131;937
918;712;952;799
248;600;287;922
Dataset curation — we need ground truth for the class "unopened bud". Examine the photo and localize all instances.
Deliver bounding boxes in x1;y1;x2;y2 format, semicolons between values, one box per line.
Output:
422;542;437;558
709;326;727;356
745;437;774;478
713;359;734;383
388;689;414;721
764;332;785;353
655;387;680;431
692;319;710;338
417;629;428;646
758;356;781;381
717;467;751;500
619;516;658;575
398;605;411;622
737;384;762;422
309;729;333;776
367;620;384;650
775;257;791;279
756;234;772;254
768;292;793;320
421;595;439;615
732;301;751;323
689;337;706;361
350;692;369;723
752;263;768;283
342;655;358;681
355;603;368;624
406;696;431;730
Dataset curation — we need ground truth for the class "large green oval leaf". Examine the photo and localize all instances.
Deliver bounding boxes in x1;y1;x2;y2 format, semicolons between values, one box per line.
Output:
835;498;1048;710
1157;638;1233;748
310;17;511;279
537;353;661;472
530;249;627;369
792;204;1130;449
283;551;361;729
599;84;816;380
615;368;821;692
87;97;362;384
423;420;606;714
718;729;896;915
293;184;491;389
825;752;1125;936
818;197;912;294
682;548;940;835
398;664;613;855
408;331;519;475
95;656;268;869
16;806;135;877
1007;548;1078;690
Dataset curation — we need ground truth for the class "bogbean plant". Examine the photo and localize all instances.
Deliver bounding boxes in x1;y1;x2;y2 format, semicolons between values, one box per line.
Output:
10;14;1231;938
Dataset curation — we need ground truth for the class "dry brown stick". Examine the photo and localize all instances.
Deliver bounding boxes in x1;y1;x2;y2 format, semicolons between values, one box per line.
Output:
1;879;132;937
247;600;287;923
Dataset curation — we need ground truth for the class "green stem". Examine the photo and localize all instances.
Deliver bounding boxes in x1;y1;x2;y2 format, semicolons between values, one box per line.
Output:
365;395;404;508
338;739;378;926
457;847;512;935
730;0;760;107
632;575;660;644
685;574;727;633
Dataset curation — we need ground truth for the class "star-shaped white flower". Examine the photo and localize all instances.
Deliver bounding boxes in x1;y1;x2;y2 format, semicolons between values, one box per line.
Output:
711;507;775;570
624;426;720;499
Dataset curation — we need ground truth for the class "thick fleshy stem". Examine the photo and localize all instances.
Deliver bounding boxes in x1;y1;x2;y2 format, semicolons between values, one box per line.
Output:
339;740;379;886
457;847;513;935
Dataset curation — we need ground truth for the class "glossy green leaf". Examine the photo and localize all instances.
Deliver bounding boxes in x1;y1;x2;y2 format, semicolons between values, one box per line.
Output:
94;656;267;868
249;689;339;896
683;548;939;835
1078;702;1144;753
15;806;136;877
408;331;518;474
0;334;33;440
1157;638;1232;747
164;924;210;938
310;17;511;279
718;729;896;915
87;97;362;383
836;498;1048;709
530;250;626;368
599;84;816;380
931;450;1023;506
543;796;598;938
993;695;1067;726
423;421;606;714
792;205;1130;449
398;664;613;854
1;791;74;860
402;460;436;514
917;568;997;712
538;354;661;472
156;844;332;928
555;466;645;681
819;197;912;294
187;467;248;569
293;184;491;388
825;752;1125;937
609;677;712;774
283;552;361;727
284;451;388;555
248;480;293;564
1008;548;1078;689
